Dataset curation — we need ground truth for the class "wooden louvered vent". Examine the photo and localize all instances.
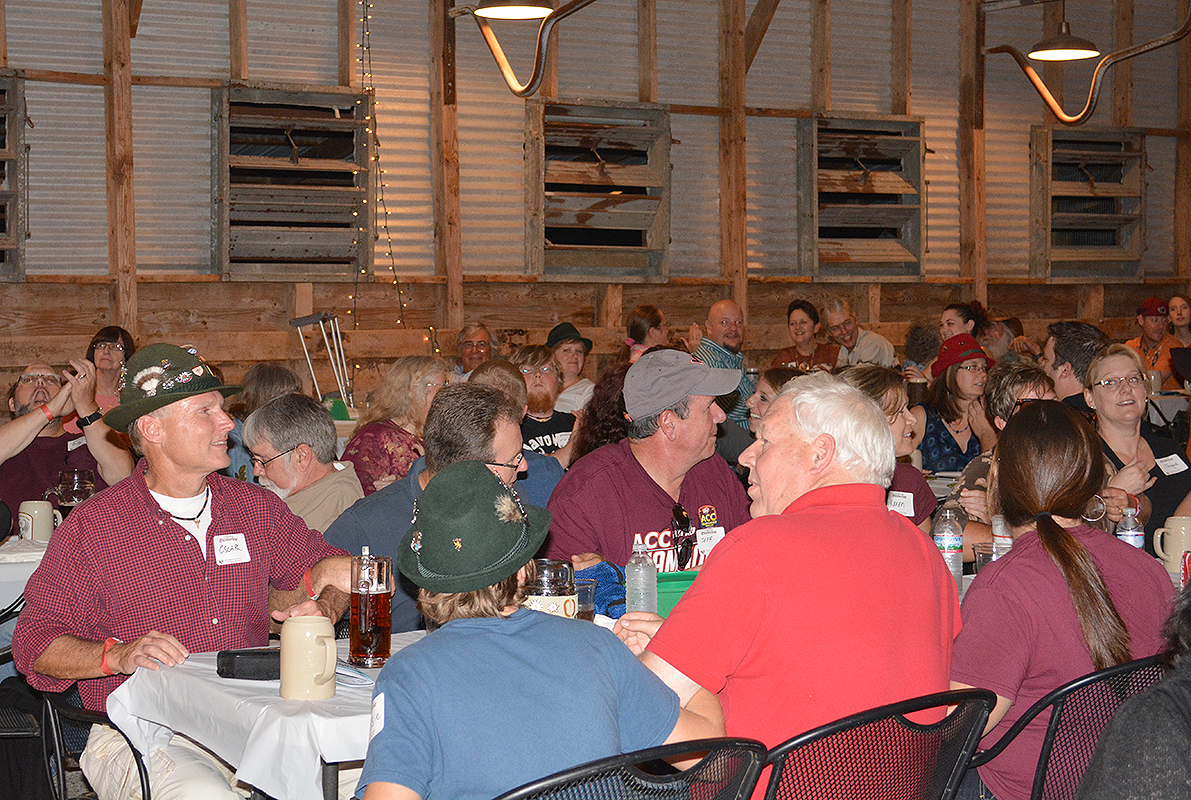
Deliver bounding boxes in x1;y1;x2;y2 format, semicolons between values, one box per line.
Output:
213;86;373;282
526;99;670;282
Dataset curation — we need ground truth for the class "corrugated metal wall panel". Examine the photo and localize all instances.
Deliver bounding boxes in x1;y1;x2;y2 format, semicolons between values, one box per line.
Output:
669;114;721;276
132;85;212;272
831;0;892;112
455;21;536;273
657;0;719;107
364;0;435;274
1145;135;1176;276
130;0;230;78
913;0;960;276
558;0;639;101
7;0;102;73
746;0;813;109
746;116;801;275
24;83;108;275
1132;0;1179;130
248;0;339;85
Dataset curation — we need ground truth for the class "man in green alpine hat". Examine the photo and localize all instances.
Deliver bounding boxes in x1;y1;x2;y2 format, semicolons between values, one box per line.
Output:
14;343;353;800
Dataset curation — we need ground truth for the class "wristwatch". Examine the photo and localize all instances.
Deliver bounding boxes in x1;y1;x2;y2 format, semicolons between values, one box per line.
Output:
77;410;104;428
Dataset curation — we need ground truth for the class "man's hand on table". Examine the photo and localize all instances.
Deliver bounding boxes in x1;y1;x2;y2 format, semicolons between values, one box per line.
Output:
613;611;664;656
271;585;349;624
108;631;189;674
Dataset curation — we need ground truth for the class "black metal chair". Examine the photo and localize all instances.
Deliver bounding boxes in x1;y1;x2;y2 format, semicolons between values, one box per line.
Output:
762;688;997;800
492;737;768;800
968;654;1168;800
42;686;152;800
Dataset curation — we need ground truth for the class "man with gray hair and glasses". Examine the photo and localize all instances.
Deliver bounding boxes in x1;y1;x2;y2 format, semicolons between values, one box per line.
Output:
821;297;896;368
243;392;363;533
615;372;960;752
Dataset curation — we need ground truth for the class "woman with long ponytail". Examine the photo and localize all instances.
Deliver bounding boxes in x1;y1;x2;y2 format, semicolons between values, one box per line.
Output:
950;400;1173;800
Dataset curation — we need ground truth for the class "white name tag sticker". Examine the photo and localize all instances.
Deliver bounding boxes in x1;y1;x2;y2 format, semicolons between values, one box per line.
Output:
888;491;915;517
213;533;251;565
67;436;87;452
695;526;726;557
1157;454;1189;476
370;693;385;740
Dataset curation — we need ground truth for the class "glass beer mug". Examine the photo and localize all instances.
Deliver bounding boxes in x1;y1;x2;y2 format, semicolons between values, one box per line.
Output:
44;469;95;516
350;548;392;668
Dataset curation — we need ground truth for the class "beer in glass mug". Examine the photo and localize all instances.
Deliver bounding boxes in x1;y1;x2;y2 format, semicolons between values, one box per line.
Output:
350;548;392;667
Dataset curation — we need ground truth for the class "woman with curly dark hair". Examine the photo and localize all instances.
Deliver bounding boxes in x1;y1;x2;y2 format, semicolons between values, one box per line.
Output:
567;361;633;465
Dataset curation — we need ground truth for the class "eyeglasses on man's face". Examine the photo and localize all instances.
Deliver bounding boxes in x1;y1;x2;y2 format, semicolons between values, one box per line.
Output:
18;373;62;386
250;446;296;468
484;451;525;471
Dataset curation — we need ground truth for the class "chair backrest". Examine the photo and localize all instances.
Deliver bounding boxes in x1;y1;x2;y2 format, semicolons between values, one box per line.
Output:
763;689;997;800
1030;654;1167;800
492;737;768;800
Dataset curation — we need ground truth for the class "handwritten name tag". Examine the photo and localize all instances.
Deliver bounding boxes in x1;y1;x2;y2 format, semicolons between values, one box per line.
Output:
67;436;87;452
213;533;251;565
370;693;385;740
888;491;915;518
1157;454;1189;476
695;526;726;557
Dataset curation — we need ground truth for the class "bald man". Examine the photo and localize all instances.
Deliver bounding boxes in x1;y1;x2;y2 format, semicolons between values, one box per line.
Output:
692;300;755;465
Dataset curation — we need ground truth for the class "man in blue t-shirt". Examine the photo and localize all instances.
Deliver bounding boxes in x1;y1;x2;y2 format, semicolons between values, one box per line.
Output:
355;461;724;800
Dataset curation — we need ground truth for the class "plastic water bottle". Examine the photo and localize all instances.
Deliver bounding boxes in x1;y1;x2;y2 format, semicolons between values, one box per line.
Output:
625;542;658;614
932;509;964;594
1117;508;1145;549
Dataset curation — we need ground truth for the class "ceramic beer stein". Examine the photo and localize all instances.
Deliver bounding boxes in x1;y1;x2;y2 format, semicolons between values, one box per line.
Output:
279;616;336;701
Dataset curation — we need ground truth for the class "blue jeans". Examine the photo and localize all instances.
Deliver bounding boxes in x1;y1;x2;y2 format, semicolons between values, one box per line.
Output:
955;767;1000;800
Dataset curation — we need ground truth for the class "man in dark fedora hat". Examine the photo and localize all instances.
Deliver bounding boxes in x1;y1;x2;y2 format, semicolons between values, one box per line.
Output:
354;460;723;800
14;343;352;800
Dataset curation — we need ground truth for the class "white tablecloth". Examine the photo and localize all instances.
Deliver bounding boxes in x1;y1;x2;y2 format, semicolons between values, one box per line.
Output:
107;631;426;800
1148;392;1190;426
0;536;46;607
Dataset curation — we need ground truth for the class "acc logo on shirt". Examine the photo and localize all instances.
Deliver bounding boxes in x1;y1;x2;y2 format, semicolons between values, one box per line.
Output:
698;505;718;528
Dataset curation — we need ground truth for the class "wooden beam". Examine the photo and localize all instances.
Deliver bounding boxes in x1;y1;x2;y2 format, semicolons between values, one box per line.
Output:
891;0;912;114
339;0;358;88
812;0;830;111
720;0;748;316
959;0;987;301
638;0;657;102
230;0;248;81
744;0;781;73
102;0;138;338
430;0;464;328
0;0;8;68
1112;0;1133;127
129;0;144;38
1176;0;1191;281
597;284;623;328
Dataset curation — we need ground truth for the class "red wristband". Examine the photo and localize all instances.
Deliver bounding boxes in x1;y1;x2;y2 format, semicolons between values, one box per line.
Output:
100;637;120;676
1126;493;1141;515
303;567;318;601
39;404;54;422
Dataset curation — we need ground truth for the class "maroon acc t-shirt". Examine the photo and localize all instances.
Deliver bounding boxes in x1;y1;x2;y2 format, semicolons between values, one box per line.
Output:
545;438;750;571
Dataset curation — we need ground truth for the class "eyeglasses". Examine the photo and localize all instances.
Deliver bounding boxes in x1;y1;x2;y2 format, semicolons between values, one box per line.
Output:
672;503;697;570
958;364;988;373
18;373;62;386
250;446;296;468
424;381;449;388
1092;374;1145;390
519;365;557;375
93;341;125;352
460;340;491;351
484;451;525;471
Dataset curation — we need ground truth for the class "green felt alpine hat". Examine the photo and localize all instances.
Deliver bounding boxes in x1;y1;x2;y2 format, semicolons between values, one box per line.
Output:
103;343;241;433
399;461;551;594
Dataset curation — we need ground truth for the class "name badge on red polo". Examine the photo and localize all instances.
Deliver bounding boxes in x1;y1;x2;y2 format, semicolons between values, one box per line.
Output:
214;533;251;565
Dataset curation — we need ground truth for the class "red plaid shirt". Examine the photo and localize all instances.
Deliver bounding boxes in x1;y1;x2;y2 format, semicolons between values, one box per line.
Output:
13;459;347;710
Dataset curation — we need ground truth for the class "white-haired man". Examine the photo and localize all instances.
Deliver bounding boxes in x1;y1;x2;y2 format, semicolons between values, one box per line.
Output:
616;372;960;749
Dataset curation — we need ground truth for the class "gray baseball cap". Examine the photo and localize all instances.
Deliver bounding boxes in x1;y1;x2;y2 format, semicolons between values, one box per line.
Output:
623;349;742;421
